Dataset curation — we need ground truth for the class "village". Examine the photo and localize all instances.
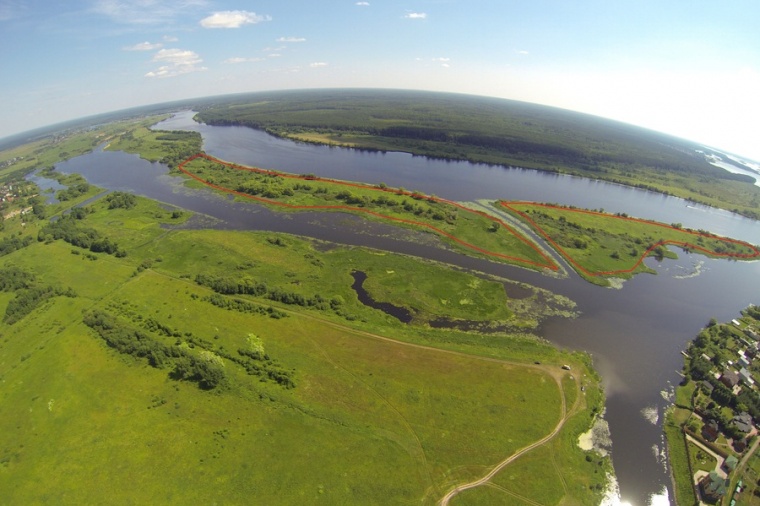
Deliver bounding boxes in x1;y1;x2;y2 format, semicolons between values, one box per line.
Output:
673;306;760;504
1;179;37;222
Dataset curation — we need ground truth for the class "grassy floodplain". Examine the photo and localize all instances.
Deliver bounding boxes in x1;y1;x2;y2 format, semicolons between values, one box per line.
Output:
501;201;760;287
178;153;557;271
0;126;608;504
194;89;760;220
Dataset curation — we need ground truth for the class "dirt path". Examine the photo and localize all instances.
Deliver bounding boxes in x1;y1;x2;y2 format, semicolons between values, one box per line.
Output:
438;370;571;505
150;268;582;504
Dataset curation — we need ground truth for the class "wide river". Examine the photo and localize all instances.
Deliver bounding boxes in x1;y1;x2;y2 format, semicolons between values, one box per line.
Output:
52;111;760;505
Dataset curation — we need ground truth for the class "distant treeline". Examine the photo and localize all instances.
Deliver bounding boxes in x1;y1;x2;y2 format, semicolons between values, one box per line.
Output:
195;90;760;219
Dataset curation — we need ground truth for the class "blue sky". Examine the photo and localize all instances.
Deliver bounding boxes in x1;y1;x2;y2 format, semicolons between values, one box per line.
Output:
1;0;759;161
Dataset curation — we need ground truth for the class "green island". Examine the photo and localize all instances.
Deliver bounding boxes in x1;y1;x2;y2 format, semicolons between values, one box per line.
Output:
0;115;614;504
177;153;556;271
666;307;760;505
499;202;759;286
194;89;760;220
174;154;757;288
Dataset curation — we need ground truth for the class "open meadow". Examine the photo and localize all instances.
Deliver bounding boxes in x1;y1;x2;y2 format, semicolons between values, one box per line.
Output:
0;128;607;504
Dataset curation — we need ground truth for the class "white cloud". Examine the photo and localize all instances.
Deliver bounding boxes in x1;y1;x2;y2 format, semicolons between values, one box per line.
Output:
276;36;306;43
261;46;286;52
516;50;529;55
92;0;208;25
223;56;264;64
268;53;282;58
432;57;450;62
356;1;370;5
404;12;426;19
310;62;328;68
200;10;271;28
441;63;450;68
145;48;206;78
124;41;163;51
163;35;178;42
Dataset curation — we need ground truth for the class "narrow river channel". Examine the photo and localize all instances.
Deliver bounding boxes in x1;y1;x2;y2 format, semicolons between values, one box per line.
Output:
47;111;760;505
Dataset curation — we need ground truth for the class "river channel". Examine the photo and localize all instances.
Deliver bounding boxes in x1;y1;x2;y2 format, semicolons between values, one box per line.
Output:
50;111;760;505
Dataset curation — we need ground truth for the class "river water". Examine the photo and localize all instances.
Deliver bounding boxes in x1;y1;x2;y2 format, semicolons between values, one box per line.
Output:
51;111;760;505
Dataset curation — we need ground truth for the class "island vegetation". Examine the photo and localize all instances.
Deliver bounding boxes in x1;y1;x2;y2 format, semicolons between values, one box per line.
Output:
0;116;611;504
666;307;760;505
500;202;759;286
194;89;760;220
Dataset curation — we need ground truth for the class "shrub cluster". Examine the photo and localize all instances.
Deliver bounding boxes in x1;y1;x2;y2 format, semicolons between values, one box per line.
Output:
106;191;137;209
0;235;33;257
83;310;226;390
38;214;125;257
204;293;287;319
195;273;338;310
0;266;76;324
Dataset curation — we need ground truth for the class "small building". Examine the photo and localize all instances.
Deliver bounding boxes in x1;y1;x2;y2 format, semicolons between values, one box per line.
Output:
734;437;748;453
721;369;740;388
739;367;755;386
700;471;730;502
723;455;739;473
733;412;754;433
702;419;720;442
739;355;751;368
702;381;715;395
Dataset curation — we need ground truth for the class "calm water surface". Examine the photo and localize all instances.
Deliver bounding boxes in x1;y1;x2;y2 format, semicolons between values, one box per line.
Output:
51;112;760;506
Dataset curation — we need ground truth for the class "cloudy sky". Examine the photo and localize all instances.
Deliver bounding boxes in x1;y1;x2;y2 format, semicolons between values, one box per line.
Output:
1;0;759;160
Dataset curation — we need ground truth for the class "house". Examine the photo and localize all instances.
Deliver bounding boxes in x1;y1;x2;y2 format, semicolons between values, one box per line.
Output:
732;412;754;433
739;367;755;386
723;455;739;473
734;437;748;452
700;471;730;502
721;369;740;388
739;355;751;368
702;381;715;396
702;419;720;442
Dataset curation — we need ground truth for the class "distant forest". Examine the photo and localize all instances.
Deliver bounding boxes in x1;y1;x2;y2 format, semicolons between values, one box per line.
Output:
195;89;760;219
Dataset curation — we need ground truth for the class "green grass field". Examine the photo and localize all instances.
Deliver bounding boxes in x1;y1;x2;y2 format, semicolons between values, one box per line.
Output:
0;182;607;504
